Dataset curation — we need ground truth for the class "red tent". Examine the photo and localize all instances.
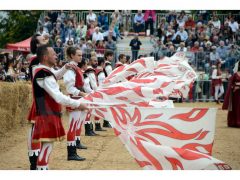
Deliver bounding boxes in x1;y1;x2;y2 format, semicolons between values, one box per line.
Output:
6;37;31;52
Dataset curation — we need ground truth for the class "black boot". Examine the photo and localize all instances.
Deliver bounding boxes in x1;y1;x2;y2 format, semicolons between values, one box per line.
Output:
85;123;96;136
29;154;38;170
95;122;106;131
90;122;100;135
103;120;112;128
76;139;87;149
67;146;86;161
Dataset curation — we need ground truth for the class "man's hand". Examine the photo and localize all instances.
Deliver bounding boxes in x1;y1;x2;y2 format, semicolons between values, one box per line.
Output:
65;63;75;70
78;104;88;111
79;92;88;97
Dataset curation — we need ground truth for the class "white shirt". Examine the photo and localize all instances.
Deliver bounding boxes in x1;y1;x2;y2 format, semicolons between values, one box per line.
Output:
97;71;106;87
87;13;97;24
211;69;222;79
86;68;98;91
63;61;81;96
35;64;80;108
105;62;113;76
212;20;221;29
176;47;187;52
83;75;93;93
229;21;239;33
92;32;104;42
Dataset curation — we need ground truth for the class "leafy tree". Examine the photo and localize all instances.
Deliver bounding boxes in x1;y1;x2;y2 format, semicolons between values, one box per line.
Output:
0;11;42;48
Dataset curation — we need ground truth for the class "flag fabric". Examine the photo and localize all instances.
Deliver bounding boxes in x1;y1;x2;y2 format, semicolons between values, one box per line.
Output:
79;53;232;170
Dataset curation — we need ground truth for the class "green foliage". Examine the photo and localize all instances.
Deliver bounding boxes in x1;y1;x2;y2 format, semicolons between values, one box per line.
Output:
0;11;42;48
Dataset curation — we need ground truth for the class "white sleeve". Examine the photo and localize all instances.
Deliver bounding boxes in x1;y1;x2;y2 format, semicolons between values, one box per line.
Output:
98;72;105;87
105;65;113;76
37;76;80;108
51;65;67;80
211;69;221;79
83;77;93;93
88;72;98;90
63;70;80;96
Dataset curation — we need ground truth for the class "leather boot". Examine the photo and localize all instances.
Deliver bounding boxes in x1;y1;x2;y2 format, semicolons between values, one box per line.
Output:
95;122;106;131
90;122;99;135
29;154;38;170
76;139;87;149
67;146;86;161
85;123;95;136
103;120;112;128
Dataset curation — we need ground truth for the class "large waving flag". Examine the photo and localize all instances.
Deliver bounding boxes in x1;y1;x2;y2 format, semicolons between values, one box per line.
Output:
80;52;232;170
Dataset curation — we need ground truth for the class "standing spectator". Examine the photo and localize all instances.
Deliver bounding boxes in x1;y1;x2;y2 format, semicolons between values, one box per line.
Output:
42;16;52;34
111;10;122;28
129;34;142;61
210;46;220;65
173;26;188;42
98;11;109;31
86;10;97;26
195;47;206;70
86;23;95;40
211;61;224;104
121;10;131;32
92;27;104;42
217;40;229;64
211;16;221;29
133;10;145;33
144;10;156;35
227;44;240;72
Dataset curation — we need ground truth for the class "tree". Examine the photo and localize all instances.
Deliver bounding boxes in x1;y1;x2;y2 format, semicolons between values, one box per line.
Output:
0;11;42;48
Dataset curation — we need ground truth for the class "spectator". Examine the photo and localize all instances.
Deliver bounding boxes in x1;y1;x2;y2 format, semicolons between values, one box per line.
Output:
121;10;131;32
228;17;239;34
172;34;182;46
227;44;240;72
129;34;142;61
111;10;122;28
105;36;117;52
176;42;187;52
76;20;87;41
191;41;200;53
5;58;16;82
133;10;145;33
186;46;195;64
42;16;52;34
92;27;104;42
86;10;97;26
210;46;220;65
173;26;188;42
96;40;105;57
166;11;177;24
98;11;109;31
216;40;229;63
64;21;76;43
166;45;175;57
211;16;221;29
103;27;117;42
54;39;64;60
195;47;206;70
144;10;156;35
185;15;195;30
86;23;95;40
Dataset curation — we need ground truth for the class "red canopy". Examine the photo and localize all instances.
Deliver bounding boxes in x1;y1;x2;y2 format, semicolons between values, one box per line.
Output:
6;37;31;52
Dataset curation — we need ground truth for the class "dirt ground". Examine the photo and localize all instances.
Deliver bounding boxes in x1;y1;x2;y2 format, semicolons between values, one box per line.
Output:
0;102;239;170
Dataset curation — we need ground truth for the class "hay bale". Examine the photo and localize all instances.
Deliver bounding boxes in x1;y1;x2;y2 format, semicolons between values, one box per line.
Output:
0;82;32;135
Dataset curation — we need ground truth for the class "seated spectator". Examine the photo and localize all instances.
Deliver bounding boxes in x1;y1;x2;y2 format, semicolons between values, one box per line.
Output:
172;34;182;46
191;41;200;53
173;26;188;42
86;23;95;40
42;16;52;33
76;20;87;42
96;40;105;57
103;27;117;41
64;21;77;43
105;36;116;52
92;27;104;42
185;15;195;30
195;47;206;70
176;42;187;52
98;10;109;31
227;44;240;72
54;39;64;60
228;17;239;34
133;10;145;33
210;46;220;65
86;10;97;26
166;45;175;57
186;46;195;64
211;15;221;29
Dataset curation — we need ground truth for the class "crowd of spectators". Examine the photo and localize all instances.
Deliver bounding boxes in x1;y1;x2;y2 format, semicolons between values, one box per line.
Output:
1;10;240;103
